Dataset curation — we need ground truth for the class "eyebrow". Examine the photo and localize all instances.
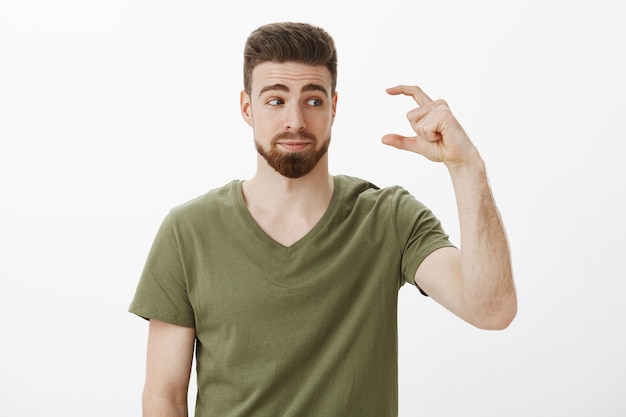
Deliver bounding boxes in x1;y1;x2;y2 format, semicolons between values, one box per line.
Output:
258;83;329;97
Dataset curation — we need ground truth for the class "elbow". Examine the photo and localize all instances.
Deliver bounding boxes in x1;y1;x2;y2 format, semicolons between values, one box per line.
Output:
477;308;516;330
471;295;518;331
142;387;189;417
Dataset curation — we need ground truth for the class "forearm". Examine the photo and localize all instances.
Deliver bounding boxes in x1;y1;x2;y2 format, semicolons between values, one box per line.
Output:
447;152;517;329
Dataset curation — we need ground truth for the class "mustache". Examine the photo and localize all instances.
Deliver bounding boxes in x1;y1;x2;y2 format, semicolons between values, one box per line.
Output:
272;131;317;143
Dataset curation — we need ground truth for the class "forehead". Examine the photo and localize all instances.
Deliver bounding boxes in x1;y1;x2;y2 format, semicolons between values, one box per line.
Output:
251;61;332;94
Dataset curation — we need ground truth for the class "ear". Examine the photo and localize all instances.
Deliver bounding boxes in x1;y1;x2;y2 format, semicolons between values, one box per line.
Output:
331;91;338;122
240;90;253;127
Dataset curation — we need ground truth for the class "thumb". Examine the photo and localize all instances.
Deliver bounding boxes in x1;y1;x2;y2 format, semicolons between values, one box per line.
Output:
382;133;419;153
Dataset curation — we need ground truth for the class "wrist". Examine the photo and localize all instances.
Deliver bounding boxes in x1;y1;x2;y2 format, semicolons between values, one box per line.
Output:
445;147;486;179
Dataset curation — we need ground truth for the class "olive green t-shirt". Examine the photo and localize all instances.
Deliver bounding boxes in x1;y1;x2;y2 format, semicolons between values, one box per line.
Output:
129;175;453;417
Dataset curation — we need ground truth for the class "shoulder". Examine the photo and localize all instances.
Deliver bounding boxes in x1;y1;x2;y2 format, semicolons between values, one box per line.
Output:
335;176;437;232
167;180;242;226
335;175;414;206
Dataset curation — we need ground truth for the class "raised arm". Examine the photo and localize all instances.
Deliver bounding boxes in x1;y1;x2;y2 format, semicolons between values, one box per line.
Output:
143;319;196;417
383;85;517;330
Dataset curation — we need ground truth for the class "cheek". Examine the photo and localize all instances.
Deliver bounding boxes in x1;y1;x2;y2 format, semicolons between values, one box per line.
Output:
250;113;280;140
316;114;335;132
252;115;278;134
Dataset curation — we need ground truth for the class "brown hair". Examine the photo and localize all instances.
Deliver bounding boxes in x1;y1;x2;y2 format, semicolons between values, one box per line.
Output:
243;22;338;95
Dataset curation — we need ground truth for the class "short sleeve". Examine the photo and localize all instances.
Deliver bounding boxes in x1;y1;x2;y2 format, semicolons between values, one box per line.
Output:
393;187;456;291
128;211;195;327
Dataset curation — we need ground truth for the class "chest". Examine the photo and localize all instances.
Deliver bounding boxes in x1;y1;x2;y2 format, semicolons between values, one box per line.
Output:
245;202;328;247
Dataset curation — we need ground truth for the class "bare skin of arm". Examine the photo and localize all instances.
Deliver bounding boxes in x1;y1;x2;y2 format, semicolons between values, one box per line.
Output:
383;85;517;330
143;319;196;417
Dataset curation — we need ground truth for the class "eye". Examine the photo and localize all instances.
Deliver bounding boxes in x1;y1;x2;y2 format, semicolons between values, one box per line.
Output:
306;98;322;107
267;98;284;106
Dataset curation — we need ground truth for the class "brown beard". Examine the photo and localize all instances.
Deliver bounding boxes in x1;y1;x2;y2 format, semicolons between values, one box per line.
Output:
255;132;330;178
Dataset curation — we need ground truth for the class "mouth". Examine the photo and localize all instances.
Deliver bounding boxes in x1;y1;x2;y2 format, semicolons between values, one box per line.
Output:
277;141;313;152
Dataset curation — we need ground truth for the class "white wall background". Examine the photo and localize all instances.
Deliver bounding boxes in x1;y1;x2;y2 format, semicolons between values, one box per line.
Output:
1;0;624;415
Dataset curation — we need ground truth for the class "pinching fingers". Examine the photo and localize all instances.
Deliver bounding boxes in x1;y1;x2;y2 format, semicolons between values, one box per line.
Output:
386;85;434;107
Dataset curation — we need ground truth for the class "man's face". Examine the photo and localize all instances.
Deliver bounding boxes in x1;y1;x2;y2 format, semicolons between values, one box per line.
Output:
240;61;337;178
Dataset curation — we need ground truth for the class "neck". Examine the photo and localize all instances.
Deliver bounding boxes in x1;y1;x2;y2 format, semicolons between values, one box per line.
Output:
241;155;334;247
243;154;334;215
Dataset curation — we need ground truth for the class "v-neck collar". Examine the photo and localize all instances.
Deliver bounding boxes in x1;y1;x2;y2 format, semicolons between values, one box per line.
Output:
234;176;342;257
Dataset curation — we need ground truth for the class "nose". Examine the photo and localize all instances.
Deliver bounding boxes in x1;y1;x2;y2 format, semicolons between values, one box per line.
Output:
284;103;307;131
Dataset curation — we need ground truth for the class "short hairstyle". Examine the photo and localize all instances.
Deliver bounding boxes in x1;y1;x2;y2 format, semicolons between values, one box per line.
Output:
243;22;338;95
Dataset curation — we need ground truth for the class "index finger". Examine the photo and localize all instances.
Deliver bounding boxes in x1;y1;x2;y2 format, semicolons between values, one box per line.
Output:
386;85;433;107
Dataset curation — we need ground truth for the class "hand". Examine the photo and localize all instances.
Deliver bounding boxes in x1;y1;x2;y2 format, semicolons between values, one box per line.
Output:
382;85;478;168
